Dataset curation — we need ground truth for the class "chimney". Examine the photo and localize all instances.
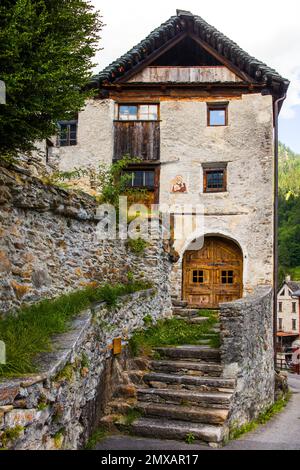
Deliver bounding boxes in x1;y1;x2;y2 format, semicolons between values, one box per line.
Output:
285;274;291;282
176;9;193;17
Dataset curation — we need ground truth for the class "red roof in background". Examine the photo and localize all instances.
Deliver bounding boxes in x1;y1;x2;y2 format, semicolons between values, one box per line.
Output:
277;332;299;337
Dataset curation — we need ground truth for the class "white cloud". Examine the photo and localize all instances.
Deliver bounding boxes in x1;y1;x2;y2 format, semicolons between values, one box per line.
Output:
92;0;300;119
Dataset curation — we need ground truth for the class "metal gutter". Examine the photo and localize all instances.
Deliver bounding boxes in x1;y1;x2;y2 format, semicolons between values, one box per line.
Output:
273;92;287;367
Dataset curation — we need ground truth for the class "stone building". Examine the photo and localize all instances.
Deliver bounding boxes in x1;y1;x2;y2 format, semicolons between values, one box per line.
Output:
43;9;289;309
277;277;300;349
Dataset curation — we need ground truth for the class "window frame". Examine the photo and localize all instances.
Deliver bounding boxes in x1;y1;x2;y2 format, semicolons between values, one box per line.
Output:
292;319;297;331
125;168;156;190
117;103;160;121
57;120;78;147
221;270;234;285
123;164;160;204
278;302;283;313
278;318;283;330
207;102;228;127
192;270;204;284
203;163;227;193
292;302;297;313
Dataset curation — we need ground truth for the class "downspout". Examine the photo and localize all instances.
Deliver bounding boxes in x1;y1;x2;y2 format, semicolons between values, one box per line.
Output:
273;92;287;368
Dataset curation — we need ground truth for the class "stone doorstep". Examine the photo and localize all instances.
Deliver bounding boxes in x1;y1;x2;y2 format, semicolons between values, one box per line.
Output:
172;308;200;317
137;388;232;409
136;402;229;425
155;346;221;362
171;300;188;308
131;417;226;445
143;372;235;390
150;360;223;377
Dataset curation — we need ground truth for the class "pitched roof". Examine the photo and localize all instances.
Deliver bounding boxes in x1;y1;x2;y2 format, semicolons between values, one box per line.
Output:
286;281;300;293
92;10;289;95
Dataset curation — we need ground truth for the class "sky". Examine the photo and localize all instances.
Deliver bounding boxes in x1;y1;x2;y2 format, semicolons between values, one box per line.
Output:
92;0;300;153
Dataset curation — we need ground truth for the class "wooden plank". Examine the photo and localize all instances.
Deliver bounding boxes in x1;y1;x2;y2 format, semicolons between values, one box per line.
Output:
128;66;242;83
113;121;160;161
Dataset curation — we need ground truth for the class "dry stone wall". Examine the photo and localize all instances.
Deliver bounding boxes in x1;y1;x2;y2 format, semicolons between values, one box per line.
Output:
0;164;171;313
0;289;170;450
220;286;274;427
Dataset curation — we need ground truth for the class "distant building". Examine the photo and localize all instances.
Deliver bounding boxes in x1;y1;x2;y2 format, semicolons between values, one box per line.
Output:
277;276;300;352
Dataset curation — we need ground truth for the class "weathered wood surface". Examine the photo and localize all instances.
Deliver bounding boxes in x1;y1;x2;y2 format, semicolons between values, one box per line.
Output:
114;121;160;161
128;66;242;83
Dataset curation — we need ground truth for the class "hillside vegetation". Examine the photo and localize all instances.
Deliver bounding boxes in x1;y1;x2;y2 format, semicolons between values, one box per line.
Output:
278;143;300;281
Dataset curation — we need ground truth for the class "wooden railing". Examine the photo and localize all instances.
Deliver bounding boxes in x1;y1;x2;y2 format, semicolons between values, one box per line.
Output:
113;121;160;161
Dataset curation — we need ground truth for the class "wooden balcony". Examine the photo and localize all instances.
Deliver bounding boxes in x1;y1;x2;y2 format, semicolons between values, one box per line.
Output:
113;121;160;161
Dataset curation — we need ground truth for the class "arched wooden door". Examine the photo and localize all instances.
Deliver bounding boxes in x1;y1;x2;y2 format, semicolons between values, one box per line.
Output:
183;236;243;308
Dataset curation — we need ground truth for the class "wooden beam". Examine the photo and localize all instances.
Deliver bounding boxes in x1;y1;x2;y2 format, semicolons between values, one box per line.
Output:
115;32;188;84
188;32;254;83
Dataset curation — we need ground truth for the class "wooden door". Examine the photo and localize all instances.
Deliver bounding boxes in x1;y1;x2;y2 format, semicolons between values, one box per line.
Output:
183;237;243;308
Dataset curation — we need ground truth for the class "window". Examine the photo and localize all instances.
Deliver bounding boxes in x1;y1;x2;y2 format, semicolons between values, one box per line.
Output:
207;103;228;127
125;169;155;189
278;318;283;330
278;302;283;313
57;121;77;146
118;104;158;121
203;163;227;193
292;302;297;313
292;319;297;330
193;270;204;284
221;270;234;284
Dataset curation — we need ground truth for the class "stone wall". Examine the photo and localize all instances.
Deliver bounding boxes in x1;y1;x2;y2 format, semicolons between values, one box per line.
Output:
220;286;274;427
0;164;172;313
0;289;170;450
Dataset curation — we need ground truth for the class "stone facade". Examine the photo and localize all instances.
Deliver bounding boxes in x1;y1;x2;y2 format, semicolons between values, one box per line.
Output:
277;280;300;337
0;289;171;450
220;286;274;427
0;164;172;312
44;92;274;301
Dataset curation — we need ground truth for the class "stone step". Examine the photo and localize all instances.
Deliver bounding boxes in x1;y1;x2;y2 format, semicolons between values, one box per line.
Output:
173;316;209;323
172;300;188;308
131;417;225;445
136;402;229;425
155;345;221;362
172;308;200;317
137;388;232;409
186;317;211;324
143;372;235;391
150;360;223;377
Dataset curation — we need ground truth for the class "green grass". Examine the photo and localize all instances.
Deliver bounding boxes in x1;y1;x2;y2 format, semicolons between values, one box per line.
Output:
229;392;291;441
0;281;151;378
129;312;219;357
84;427;108;450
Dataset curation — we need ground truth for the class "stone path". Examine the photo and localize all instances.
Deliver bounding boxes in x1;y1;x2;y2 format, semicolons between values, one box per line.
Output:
95;374;300;451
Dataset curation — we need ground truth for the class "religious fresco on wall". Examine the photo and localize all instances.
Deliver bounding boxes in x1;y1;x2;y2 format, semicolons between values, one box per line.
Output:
170;175;188;193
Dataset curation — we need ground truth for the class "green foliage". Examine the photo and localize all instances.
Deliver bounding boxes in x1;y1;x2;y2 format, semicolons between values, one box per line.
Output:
96;156;143;207
143;314;153;327
129;312;219;357
127;237;149;255
84;426;108;450
229;392;291;441
54;364;74;383
81;352;90;369
185;433;196;445
0;426;24;447
278;143;300;278
0;0;102;158
0;281;150;378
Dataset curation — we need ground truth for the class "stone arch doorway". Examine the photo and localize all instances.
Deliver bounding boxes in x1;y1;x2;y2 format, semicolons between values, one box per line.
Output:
182;236;243;308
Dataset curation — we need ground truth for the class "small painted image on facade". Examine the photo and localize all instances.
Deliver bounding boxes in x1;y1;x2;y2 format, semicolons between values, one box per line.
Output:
171;175;188;193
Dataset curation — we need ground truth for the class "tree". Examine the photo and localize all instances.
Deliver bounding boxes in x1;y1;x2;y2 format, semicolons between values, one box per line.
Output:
0;0;102;157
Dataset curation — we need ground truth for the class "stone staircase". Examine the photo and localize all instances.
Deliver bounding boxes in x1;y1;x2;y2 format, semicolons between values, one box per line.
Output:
102;299;234;447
